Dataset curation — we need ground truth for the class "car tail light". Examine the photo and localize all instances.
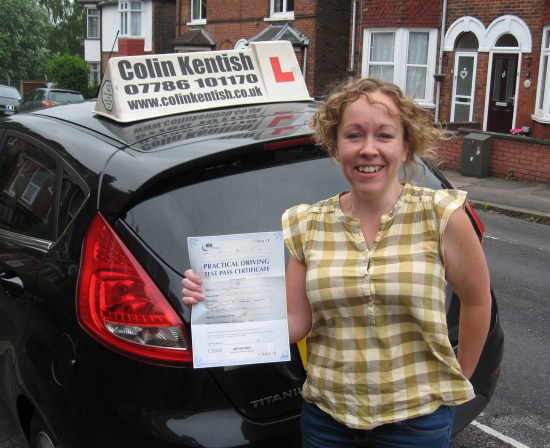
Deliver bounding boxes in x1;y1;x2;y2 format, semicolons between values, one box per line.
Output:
464;201;485;243
77;213;193;366
42;100;56;107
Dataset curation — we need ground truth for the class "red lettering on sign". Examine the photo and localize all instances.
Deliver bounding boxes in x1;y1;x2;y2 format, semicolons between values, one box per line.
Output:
270;57;295;82
271;127;295;135
268;115;293;127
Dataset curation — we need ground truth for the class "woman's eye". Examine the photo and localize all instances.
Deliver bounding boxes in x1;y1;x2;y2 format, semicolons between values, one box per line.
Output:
347;133;360;139
379;134;393;140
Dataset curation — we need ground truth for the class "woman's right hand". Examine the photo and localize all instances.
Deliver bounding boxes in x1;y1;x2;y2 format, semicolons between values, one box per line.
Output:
182;269;204;309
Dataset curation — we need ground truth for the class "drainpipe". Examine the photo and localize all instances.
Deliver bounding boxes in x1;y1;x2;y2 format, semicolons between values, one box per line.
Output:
435;0;447;123
349;0;358;81
303;46;308;79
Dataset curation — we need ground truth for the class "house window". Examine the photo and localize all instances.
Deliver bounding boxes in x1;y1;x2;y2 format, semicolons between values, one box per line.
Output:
363;28;437;104
87;8;100;39
21;167;52;206
1;137;56;238
270;0;294;19
88;62;101;86
120;1;142;36
191;0;206;22
535;26;550;120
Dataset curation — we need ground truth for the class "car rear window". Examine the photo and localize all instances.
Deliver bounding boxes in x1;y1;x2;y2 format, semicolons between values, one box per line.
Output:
49;92;84;102
123;142;445;274
123;142;343;273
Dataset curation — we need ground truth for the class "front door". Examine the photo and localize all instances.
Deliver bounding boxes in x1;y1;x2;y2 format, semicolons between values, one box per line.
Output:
451;53;477;122
486;53;518;133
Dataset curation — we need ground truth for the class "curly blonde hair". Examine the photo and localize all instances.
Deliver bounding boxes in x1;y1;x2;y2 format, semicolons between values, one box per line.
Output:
309;78;445;182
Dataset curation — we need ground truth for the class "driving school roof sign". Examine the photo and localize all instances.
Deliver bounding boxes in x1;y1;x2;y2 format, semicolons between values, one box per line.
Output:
93;41;313;123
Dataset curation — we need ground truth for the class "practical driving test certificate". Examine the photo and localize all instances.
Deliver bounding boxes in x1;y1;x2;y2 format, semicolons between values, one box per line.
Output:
188;232;290;368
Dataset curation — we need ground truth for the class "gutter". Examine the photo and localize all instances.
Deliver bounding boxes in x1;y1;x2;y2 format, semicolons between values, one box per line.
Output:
435;0;447;123
349;0;358;81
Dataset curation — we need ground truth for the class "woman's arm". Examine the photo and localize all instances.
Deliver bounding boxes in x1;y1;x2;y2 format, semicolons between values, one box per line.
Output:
444;207;492;380
286;255;313;344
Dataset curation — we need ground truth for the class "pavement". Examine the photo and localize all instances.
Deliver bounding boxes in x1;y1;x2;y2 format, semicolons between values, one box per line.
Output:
439;169;550;225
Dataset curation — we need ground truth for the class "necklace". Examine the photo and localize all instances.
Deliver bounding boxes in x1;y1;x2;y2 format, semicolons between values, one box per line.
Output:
348;186;403;219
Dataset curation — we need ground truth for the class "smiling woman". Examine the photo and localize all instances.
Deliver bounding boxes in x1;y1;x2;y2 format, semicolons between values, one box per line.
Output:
280;77;492;448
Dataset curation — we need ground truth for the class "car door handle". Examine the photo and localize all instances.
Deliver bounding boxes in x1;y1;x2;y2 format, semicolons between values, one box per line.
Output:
0;271;24;298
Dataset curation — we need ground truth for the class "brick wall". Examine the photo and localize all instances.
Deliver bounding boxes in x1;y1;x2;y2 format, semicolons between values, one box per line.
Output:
438;130;550;183
545;0;550;24
117;38;145;56
152;0;177;54
311;0;352;95
362;0;441;28
174;0;351;97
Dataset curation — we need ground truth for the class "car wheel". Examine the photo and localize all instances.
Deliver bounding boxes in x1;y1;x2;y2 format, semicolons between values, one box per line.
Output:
29;411;55;448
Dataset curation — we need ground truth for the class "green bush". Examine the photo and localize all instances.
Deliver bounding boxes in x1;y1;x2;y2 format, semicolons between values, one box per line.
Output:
48;54;89;94
82;83;100;99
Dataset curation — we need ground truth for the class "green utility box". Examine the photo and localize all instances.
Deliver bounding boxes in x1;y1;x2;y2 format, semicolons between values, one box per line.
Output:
461;133;492;178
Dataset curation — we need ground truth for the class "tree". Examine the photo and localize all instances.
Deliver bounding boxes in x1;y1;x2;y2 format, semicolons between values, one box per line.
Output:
0;0;52;79
38;0;85;57
49;54;89;93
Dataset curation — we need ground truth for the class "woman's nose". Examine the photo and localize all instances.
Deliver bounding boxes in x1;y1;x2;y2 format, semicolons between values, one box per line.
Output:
358;137;378;156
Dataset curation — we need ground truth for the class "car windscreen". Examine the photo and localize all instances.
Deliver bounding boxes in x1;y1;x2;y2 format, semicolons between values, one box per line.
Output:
123;142;445;275
0;86;21;100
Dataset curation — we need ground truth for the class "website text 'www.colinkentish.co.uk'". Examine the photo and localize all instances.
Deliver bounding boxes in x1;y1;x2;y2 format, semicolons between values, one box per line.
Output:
127;86;264;110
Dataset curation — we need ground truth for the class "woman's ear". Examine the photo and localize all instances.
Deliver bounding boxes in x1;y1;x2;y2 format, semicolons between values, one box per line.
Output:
333;144;340;163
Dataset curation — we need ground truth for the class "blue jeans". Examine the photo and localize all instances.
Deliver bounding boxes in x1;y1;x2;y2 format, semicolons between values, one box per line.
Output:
300;400;456;448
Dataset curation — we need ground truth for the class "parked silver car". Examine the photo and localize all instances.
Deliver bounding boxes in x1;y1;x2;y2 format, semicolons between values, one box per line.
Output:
18;87;84;113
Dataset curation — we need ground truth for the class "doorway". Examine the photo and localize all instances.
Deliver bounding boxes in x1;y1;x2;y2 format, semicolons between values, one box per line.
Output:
451;53;477;122
486;53;518;133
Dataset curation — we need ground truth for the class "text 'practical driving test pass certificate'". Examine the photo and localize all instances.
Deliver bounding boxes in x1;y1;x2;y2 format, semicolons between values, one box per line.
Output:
188;232;290;368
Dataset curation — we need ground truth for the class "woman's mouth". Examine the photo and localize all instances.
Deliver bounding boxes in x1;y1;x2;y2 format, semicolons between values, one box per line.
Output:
357;166;383;173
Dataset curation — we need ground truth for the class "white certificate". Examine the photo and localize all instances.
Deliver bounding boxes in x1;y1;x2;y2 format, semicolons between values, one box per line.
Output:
187;232;289;368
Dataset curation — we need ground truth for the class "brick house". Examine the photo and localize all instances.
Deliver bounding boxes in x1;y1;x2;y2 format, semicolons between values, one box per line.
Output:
78;0;179;85
78;0;550;183
353;0;550;183
78;0;352;97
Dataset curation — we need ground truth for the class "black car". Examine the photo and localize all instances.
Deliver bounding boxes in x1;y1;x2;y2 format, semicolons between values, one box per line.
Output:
0;84;22;116
0;44;503;448
17;86;84;113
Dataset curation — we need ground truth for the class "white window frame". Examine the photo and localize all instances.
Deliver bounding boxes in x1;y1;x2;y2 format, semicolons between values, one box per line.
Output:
534;25;550;123
8;162;53;206
88;62;101;86
190;0;206;25
87;8;100;39
362;28;438;105
119;1;142;37
8;160;31;198
21;167;51;205
267;0;294;21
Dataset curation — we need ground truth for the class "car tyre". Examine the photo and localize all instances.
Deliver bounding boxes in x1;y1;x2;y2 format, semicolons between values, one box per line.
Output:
29;411;55;448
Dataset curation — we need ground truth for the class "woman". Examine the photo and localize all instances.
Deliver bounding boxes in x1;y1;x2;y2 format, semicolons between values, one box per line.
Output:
183;78;491;448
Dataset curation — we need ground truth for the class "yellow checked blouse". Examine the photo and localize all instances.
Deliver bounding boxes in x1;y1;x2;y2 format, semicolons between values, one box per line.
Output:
282;184;475;430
